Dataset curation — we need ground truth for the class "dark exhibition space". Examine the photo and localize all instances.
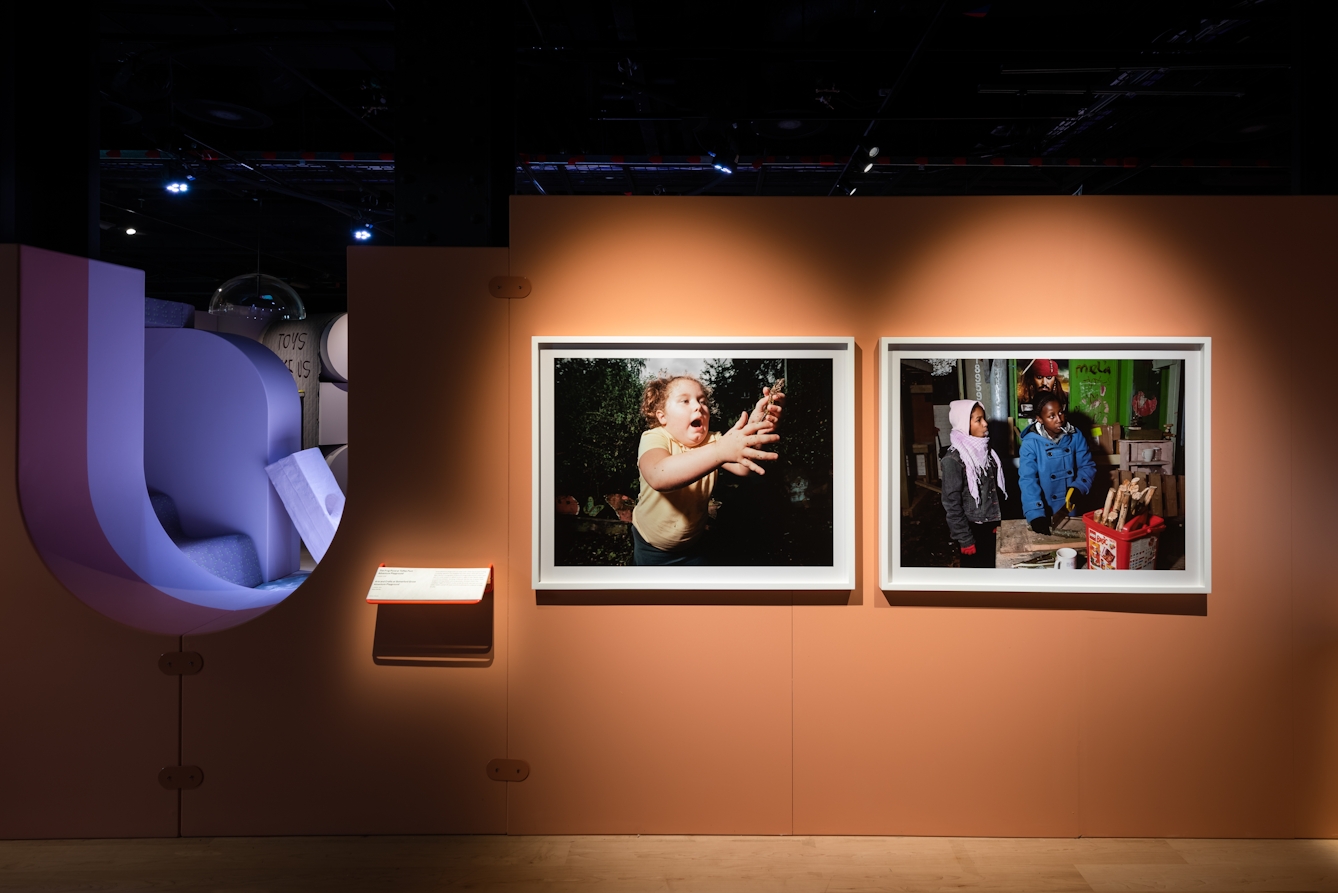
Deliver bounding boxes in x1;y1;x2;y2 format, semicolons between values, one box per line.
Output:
9;1;1335;304
2;2;1338;891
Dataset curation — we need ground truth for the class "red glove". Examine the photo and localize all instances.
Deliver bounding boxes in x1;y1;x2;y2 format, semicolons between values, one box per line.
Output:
961;544;977;556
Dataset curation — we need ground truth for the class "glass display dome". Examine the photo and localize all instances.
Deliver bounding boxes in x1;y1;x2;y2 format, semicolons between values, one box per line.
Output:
208;273;306;321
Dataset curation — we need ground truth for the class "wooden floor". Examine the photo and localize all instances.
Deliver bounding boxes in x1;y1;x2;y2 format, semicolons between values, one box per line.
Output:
3;836;1338;892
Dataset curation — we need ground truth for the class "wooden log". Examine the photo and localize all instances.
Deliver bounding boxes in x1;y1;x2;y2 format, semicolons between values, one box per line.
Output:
1149;473;1164;517
1023;541;1088;552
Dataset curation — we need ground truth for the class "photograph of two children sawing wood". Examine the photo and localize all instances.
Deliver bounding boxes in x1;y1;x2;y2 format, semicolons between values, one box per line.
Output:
900;356;1186;571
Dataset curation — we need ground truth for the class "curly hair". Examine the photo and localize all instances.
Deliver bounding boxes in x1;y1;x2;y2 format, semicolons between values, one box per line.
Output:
641;375;711;428
1030;389;1065;419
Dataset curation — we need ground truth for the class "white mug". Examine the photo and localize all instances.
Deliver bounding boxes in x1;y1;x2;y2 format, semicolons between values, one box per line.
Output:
1054;547;1078;570
1140;447;1159;462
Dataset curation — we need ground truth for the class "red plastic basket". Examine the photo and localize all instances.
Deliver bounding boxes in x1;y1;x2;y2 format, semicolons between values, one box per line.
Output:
1082;511;1166;570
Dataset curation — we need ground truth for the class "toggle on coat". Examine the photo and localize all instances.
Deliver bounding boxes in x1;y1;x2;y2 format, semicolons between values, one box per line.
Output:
1018;425;1096;522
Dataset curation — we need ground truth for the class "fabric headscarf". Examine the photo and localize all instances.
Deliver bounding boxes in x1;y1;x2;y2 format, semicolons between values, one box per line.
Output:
948;400;1006;506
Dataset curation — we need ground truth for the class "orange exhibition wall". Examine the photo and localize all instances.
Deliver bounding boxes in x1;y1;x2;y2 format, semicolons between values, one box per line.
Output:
2;197;1337;839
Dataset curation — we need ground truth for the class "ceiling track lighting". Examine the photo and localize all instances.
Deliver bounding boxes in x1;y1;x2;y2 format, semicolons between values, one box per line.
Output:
352;227;372;241
710;152;735;176
862;145;881;174
162;160;196;195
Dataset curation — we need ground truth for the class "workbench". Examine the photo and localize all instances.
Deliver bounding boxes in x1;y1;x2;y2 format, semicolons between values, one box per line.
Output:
994;517;1087;569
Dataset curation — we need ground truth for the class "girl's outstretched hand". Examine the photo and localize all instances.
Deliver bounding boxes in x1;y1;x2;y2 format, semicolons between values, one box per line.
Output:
718;411;780;475
749;387;786;429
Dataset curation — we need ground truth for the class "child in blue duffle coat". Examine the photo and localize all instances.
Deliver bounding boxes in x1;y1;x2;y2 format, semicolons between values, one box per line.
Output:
1019;390;1096;536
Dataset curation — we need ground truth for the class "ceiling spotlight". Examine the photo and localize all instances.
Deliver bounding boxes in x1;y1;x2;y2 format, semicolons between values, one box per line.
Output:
352;228;372;241
125;227;137;235
165;180;190;194
868;147;880;158
863;146;880;173
863;161;874;173
711;153;734;175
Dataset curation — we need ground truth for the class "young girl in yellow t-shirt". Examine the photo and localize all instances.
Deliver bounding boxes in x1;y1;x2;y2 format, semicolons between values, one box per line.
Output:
631;375;784;566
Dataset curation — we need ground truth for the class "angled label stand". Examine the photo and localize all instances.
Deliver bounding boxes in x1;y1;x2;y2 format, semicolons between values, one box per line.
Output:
366;566;492;605
368;565;495;666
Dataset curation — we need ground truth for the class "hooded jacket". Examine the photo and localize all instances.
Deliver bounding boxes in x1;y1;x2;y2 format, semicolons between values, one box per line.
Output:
940;400;1004;547
1018;420;1096;522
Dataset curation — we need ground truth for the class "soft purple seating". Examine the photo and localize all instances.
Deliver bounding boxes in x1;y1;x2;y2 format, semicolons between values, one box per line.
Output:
144;296;196;328
149;490;263;588
144;326;302;584
17;246;308;635
265;448;344;564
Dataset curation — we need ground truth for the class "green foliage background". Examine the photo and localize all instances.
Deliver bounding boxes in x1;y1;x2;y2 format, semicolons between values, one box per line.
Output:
552;356;833;567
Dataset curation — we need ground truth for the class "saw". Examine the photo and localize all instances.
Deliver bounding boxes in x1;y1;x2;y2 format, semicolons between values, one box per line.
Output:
1050;487;1077;527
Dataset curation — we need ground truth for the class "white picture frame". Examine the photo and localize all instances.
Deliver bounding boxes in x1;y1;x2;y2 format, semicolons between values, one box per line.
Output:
879;337;1211;594
534;337;856;590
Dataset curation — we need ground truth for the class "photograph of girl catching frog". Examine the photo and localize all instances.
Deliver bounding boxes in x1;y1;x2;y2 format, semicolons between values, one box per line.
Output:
549;355;835;568
898;354;1189;572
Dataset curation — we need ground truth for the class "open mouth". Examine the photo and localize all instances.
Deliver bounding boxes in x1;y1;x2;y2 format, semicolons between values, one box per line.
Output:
689;418;703;428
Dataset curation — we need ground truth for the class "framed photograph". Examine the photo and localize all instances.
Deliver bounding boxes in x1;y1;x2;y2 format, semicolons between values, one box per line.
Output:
880;338;1210;594
534;337;855;590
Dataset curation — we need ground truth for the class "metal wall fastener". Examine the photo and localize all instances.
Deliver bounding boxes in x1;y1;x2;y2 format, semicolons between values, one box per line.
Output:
158;652;204;675
486;758;530;781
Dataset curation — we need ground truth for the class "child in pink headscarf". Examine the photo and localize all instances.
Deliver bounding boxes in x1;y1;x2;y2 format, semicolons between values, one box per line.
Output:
940;400;1007;568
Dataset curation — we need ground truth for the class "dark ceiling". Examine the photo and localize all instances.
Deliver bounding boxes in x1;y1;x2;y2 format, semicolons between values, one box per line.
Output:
89;0;1331;312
